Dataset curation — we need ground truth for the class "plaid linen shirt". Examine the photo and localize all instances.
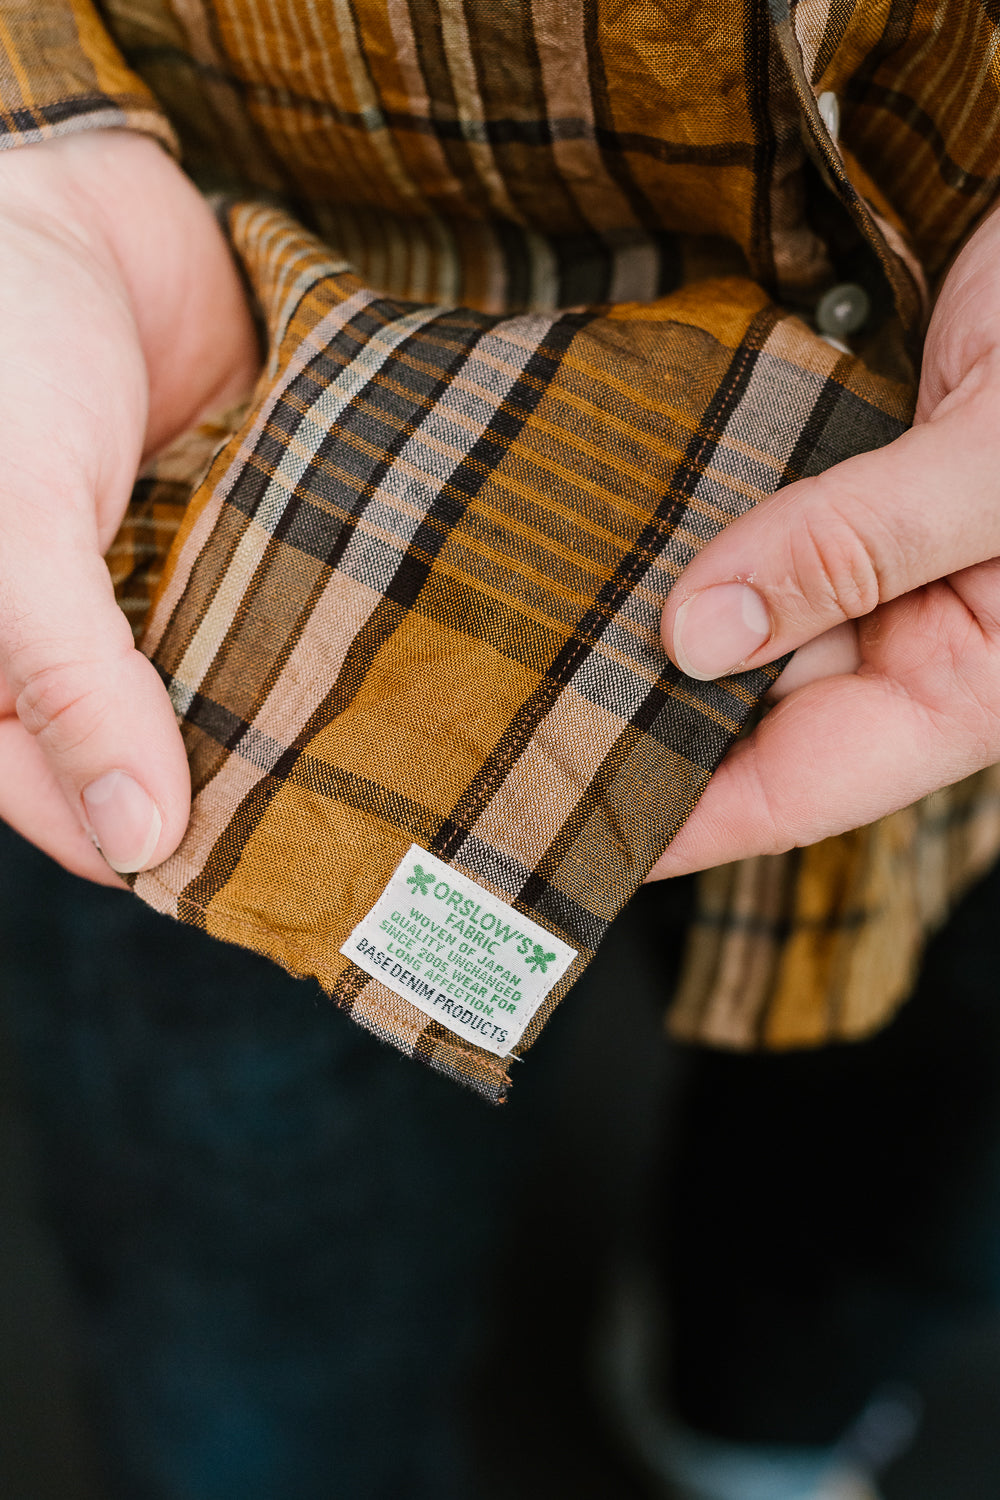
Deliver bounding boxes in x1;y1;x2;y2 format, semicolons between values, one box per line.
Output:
3;0;1000;1099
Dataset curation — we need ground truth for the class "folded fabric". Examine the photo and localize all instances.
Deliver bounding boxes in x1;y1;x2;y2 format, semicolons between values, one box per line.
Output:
117;202;910;1099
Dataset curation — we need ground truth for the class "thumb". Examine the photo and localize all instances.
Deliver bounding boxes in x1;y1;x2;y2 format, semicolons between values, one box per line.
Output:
1;520;190;874
659;390;1000;680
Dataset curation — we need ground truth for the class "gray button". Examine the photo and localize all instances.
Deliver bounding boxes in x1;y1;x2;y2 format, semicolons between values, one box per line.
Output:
817;90;840;141
816;282;870;337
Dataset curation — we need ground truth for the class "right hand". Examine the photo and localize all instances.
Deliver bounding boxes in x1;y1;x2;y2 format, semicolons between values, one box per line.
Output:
651;203;1000;881
0;131;260;884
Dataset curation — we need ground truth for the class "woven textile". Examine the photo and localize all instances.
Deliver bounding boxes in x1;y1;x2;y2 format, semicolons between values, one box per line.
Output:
4;0;1000;1097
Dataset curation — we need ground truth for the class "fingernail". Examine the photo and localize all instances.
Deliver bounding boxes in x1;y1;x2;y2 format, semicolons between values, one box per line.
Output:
82;771;162;873
671;583;771;681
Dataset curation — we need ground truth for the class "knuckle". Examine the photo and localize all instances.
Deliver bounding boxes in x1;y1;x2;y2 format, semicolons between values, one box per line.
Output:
14;656;111;755
750;757;790;857
789;498;883;624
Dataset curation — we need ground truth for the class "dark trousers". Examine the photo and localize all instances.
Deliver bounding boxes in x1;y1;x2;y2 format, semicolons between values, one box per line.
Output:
659;851;1000;1447
2;817;1000;1497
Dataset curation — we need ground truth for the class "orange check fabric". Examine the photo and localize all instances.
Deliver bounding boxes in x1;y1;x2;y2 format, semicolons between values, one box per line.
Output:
4;0;1000;1098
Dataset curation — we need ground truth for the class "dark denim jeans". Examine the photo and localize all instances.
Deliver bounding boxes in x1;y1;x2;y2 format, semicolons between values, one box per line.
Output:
0;822;686;1499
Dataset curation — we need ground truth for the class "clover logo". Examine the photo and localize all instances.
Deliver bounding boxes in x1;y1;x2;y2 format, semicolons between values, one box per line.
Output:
407;864;434;896
527;943;556;974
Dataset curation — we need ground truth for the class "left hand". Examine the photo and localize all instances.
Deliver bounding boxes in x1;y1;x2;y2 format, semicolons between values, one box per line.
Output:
648;204;1000;879
0;133;260;885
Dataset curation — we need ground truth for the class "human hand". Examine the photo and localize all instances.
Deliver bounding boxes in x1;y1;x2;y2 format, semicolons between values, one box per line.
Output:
649;205;1000;879
0;132;259;884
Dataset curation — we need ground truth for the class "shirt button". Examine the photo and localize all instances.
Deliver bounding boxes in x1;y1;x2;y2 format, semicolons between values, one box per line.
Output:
815;282;870;338
817;90;840;141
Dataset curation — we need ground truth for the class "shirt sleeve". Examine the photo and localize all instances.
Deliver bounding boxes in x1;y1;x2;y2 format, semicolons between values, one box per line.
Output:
0;0;176;152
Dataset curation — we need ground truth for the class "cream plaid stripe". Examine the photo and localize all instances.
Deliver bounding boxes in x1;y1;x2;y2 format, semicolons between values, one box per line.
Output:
119;207;910;1099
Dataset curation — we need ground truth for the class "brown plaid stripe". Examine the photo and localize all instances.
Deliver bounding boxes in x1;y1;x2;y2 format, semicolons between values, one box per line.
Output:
2;0;1000;1095
121;203;909;1100
0;0;174;149
673;766;1000;1051
790;0;1000;276
11;0;833;309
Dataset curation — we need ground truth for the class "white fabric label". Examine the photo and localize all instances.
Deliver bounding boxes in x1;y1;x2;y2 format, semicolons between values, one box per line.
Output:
340;845;578;1056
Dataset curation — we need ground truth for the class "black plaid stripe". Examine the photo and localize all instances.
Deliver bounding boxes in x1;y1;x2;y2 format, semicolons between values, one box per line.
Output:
171;299;586;918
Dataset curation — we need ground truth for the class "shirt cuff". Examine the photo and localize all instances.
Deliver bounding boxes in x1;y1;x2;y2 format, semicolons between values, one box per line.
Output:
0;0;176;155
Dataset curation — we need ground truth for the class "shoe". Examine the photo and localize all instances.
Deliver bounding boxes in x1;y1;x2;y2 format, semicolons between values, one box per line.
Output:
592;1261;919;1500
637;1424;882;1500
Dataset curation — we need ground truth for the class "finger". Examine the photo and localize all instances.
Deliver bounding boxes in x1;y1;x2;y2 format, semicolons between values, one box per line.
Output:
767;621;860;703
645;665;982;881
0;715;126;887
660;387;1000;682
0;517;190;875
